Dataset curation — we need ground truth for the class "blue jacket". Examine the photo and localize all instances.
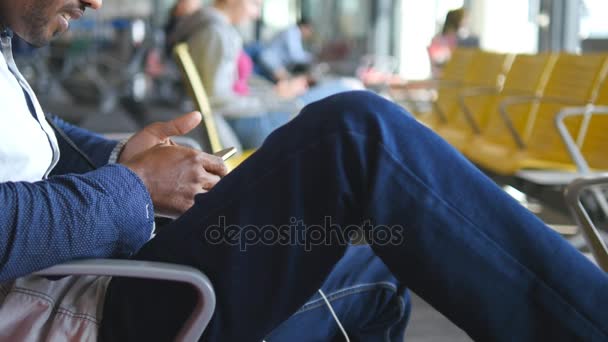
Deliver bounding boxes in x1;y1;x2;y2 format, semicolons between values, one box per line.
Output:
0;117;154;282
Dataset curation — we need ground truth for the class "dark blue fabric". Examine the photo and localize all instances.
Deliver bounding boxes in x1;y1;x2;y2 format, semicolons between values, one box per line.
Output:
265;244;410;341
49;116;118;175
101;91;608;341
1;36;154;281
0;115;153;281
0;164;154;282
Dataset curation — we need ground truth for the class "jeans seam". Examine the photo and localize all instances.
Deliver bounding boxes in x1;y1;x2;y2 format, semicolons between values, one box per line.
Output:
384;295;406;342
294;282;397;315
369;132;608;338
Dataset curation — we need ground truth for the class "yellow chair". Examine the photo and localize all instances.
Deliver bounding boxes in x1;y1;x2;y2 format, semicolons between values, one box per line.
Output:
466;53;608;175
434;51;514;147
460;54;558;164
570;77;608;171
519;77;608;185
418;50;511;130
173;43;253;170
435;48;479;84
390;48;476;118
443;53;556;152
565;175;608;272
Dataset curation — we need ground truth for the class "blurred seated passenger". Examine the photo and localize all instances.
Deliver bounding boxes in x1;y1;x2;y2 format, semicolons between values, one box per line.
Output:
165;0;203;55
258;18;315;83
167;0;362;149
428;8;479;78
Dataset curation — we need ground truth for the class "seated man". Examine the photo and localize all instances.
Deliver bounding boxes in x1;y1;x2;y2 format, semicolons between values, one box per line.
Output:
0;1;405;341
0;1;607;342
258;18;315;83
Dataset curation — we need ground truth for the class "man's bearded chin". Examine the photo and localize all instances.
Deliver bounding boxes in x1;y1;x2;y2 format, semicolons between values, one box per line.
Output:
15;11;55;47
14;25;54;47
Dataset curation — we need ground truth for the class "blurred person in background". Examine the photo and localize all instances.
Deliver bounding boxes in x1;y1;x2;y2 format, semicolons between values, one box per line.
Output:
165;0;204;54
258;18;315;83
167;0;362;149
428;7;479;78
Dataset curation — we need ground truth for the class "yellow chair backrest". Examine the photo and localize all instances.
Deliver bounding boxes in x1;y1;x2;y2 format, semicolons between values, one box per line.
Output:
442;51;513;130
173;43;223;153
526;53;608;163
475;53;557;144
462;50;513;88
501;53;557;95
415;48;476;126
440;48;477;82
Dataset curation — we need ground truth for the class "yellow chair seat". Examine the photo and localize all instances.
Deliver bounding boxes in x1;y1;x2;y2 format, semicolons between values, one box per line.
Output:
464;139;520;175
466;140;578;175
417;113;441;130
435;126;474;152
513;157;577;172
225;149;255;171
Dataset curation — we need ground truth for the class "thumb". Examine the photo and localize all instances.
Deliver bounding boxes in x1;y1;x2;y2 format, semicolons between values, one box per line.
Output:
147;111;202;139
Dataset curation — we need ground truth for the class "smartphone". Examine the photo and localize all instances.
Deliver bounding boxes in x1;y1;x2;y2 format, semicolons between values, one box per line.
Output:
213;147;237;161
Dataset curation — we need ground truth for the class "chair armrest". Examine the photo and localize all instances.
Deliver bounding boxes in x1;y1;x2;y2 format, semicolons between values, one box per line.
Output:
554;105;608;173
556;106;608;220
389;80;465;105
35;259;216;341
390;79;463;91
498;96;586;149
457;86;501;133
459;88;531;104
565;175;608;272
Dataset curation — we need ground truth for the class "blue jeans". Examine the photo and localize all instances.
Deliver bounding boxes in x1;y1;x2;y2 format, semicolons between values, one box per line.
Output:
266;245;409;342
101;91;608;341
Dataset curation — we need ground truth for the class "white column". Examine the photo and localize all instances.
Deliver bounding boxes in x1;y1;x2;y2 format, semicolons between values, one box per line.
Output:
398;0;437;80
474;0;539;54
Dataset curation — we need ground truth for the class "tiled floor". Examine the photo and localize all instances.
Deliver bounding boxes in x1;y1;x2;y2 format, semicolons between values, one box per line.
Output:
405;294;471;342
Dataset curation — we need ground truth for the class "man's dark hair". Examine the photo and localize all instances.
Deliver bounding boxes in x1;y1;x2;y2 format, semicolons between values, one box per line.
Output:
297;18;312;28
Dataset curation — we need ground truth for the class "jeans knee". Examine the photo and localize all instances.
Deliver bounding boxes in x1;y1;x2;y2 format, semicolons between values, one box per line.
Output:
299;90;415;139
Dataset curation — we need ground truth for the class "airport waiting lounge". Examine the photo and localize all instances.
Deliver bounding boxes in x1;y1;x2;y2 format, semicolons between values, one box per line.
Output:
0;0;607;341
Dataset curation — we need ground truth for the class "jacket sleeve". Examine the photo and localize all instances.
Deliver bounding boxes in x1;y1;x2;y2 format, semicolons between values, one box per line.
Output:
0;164;154;282
49;116;118;175
285;27;313;65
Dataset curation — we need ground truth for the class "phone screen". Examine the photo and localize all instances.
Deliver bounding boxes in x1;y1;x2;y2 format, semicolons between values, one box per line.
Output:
213;147;237;161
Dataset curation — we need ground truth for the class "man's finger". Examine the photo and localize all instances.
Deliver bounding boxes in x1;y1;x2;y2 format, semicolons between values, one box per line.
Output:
146;111;202;139
201;174;222;190
203;155;229;177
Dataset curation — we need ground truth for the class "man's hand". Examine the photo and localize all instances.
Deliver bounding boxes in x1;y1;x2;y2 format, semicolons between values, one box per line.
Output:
118;111;203;164
117;111;228;217
123;144;228;217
